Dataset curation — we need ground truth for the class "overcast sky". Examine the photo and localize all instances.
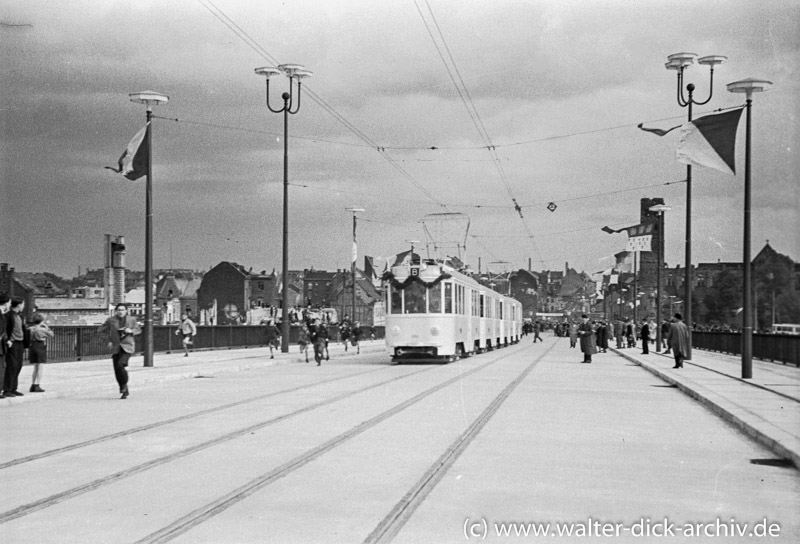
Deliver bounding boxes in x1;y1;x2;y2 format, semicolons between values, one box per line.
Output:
1;0;798;279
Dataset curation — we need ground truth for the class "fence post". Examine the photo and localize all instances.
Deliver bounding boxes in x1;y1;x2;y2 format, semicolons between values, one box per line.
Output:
76;327;83;360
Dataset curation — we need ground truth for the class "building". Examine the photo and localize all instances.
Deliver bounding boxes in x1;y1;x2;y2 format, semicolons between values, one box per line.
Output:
303;269;338;308
327;269;383;325
196;262;278;325
155;272;203;323
32;298;109;325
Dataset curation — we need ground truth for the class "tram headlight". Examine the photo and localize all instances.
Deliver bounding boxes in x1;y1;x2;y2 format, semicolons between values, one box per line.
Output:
391;326;401;336
430;326;440;336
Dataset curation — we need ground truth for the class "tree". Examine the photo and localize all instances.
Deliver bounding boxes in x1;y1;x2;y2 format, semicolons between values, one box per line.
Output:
702;269;741;326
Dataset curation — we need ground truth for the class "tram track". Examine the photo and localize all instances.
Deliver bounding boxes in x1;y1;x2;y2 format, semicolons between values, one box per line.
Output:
0;366;388;471
363;342;555;543
0;364;436;525
132;344;532;544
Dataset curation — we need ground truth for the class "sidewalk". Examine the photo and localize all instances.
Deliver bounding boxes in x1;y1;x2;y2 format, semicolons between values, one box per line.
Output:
612;344;800;469
0;340;388;406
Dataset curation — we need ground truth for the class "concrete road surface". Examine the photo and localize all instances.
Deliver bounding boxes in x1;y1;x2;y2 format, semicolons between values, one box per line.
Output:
1;337;797;543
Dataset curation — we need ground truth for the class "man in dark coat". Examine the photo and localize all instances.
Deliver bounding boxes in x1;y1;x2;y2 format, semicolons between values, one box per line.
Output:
640;318;650;355
577;314;597;363
0;294;11;398
667;313;691;368
99;303;141;399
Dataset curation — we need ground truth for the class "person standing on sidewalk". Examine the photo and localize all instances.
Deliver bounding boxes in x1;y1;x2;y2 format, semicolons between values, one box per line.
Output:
4;297;29;397
577;314;597;363
28;313;54;393
99;303;141;399
176;313;197;357
0;294;9;398
667;313;691;369
568;320;578;348
661;319;672;353
640;318;650;355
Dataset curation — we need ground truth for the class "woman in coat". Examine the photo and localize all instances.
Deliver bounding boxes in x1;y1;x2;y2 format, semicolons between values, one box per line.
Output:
577;314;597;363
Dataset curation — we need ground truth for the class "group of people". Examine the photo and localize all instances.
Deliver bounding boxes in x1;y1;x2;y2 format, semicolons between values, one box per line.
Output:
265;315;366;366
1;295;54;398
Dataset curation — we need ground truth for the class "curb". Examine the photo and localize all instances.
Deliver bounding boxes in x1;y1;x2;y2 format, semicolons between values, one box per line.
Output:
612;348;800;469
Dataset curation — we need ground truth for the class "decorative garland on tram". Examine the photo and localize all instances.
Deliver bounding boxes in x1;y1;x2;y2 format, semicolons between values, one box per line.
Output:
382;269;452;290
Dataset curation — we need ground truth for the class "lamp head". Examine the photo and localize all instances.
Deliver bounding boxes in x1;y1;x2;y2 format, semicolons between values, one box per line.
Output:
666;52;697;68
129;91;169;111
254;67;282;79
649;204;672;214
727;78;773;99
277;64;307;77
698;55;727;67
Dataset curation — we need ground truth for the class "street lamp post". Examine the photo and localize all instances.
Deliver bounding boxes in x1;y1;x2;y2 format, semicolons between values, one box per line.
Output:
255;64;312;353
346;207;365;323
727;77;772;379
649;204;671;352
129;90;169;368
665;52;726;356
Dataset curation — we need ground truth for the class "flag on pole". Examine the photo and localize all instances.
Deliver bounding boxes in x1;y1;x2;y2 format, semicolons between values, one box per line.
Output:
637;123;681;136
625;223;654;252
601;225;632;235
676;108;744;175
364;256;376;281
351;221;357;264
105;123;149;180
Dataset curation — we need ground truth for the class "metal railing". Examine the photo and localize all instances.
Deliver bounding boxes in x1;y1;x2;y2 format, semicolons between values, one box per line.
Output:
692;331;799;366
30;325;385;363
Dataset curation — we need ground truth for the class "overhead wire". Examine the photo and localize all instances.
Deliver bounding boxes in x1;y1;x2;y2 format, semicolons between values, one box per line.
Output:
198;0;446;207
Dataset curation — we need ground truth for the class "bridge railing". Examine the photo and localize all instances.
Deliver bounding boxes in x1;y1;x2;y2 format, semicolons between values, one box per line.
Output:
30;325;385;363
692;331;799;366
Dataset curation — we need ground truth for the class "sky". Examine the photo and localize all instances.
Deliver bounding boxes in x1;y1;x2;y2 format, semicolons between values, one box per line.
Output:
1;0;798;279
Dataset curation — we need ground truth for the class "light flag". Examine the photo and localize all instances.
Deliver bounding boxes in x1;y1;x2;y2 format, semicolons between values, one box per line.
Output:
105;123;149;180
625;223;654;252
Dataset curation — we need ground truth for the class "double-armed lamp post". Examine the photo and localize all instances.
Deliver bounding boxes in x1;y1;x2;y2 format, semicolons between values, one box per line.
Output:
255;64;312;352
664;52;726;355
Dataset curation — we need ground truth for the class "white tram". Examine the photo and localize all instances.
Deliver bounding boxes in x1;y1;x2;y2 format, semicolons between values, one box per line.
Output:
384;259;523;363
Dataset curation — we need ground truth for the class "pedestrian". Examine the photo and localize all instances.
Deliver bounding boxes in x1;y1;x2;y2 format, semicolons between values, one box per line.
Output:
176;313;197;357
27;313;53;393
298;323;310;363
0;293;10;398
596;321;608;353
661;319;671;353
4;297;29;397
568;320;578;348
532;320;543;343
667;313;691;369
310;319;328;366
350;322;362;354
625;318;636;348
614;320;624;349
577;314;597;363
339;317;352;351
265;320;281;359
99;303;141;399
640;318;650;355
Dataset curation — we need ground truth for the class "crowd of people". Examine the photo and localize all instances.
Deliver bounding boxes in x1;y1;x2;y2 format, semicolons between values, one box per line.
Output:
1;294;55;398
527;313;692;368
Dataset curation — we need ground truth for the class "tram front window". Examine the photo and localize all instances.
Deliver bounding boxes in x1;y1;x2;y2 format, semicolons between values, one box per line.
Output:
404;282;426;314
391;287;403;314
428;283;442;314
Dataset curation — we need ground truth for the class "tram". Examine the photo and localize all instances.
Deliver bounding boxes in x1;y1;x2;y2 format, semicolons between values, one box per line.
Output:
384;257;523;363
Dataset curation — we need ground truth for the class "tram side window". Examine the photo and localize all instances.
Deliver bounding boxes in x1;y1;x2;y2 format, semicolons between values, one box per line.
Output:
444;282;453;314
390;287;403;314
480;294;485;317
428;283;442;314
404;282;426;314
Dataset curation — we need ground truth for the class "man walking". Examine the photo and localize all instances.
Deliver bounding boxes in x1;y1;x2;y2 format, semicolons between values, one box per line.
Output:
99;303;141;399
0;294;9;398
667;313;691;369
177;313;197;357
